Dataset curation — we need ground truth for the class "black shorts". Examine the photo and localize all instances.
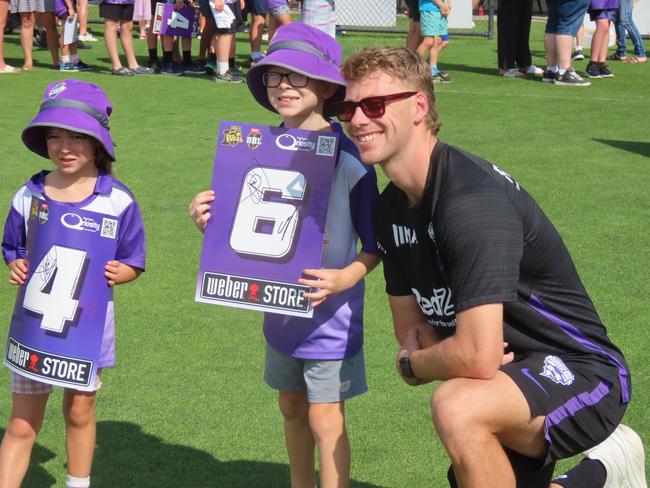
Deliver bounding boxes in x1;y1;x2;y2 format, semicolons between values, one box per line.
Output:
503;352;628;464
405;0;420;22
100;2;134;20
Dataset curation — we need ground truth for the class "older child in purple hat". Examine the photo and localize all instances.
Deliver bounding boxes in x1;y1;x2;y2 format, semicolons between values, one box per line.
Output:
0;79;146;488
189;22;380;488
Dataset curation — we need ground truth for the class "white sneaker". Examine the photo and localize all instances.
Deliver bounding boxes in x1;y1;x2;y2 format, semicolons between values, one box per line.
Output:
525;64;544;76
78;33;98;42
503;68;524;77
584;424;647;488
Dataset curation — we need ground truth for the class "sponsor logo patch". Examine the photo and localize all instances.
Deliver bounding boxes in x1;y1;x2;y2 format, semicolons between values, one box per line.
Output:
246;128;262;150
222;125;243;147
5;338;92;387
200;272;310;313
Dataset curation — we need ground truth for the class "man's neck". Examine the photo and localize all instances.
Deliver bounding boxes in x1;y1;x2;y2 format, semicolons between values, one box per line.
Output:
381;134;438;206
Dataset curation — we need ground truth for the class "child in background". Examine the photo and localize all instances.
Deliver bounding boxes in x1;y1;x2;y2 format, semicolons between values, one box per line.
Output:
159;0;205;75
54;0;92;71
132;0;150;39
0;79;146;488
417;0;452;83
585;0;618;78
100;0;154;75
205;0;244;82
189;23;380;488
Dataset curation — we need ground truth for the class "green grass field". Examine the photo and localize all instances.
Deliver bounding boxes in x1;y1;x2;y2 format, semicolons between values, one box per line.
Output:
0;14;648;487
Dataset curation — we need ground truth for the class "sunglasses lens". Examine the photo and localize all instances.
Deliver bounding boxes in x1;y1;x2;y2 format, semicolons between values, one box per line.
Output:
360;98;385;118
336;102;356;122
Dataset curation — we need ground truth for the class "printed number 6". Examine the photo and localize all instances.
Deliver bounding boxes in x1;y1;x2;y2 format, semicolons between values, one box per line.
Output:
23;245;86;333
230;168;306;259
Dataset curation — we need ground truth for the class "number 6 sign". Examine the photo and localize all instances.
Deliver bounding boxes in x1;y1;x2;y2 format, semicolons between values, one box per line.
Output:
196;121;339;318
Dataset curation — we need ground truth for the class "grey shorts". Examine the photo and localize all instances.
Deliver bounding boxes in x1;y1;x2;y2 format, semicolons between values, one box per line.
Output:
269;3;288;17
264;343;367;403
11;370;103;394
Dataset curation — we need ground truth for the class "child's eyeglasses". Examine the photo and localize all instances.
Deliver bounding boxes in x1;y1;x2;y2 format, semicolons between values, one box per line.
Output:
262;71;310;88
333;92;418;122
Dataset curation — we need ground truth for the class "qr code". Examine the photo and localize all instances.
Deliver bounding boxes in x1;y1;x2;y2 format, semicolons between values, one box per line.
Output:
101;218;118;239
316;136;337;157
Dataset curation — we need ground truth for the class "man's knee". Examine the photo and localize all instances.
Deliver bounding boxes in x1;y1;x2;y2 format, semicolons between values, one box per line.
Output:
431;379;482;435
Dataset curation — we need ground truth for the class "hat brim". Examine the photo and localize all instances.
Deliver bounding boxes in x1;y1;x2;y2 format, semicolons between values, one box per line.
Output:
247;50;346;118
22;106;115;161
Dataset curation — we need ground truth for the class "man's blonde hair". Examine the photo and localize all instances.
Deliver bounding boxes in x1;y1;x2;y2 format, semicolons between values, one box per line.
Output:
342;47;441;135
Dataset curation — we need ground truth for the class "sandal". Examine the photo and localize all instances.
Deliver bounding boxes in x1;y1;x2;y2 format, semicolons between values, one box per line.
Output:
623;56;647;64
607;52;627;61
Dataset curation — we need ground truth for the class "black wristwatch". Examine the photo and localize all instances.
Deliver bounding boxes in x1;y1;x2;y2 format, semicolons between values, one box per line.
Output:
399;350;414;378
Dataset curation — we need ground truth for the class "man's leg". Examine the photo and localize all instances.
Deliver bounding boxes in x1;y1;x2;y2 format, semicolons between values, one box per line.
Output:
431;371;548;488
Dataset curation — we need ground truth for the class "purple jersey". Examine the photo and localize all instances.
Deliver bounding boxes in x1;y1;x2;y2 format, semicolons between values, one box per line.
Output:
263;123;379;360
2;171;146;367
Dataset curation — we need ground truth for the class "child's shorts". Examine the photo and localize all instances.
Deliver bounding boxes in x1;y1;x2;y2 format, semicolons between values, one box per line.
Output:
11;370;103;394
100;2;135;21
264;343;367;403
589;8;617;22
269;3;289;17
545;0;589;36
420;10;448;38
250;0;267;15
200;0;242;34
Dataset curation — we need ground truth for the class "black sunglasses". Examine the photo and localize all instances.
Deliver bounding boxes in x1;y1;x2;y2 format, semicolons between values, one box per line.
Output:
262;71;310;88
333;92;418;122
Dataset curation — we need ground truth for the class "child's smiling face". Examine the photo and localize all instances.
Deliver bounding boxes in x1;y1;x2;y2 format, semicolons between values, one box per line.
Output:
266;67;331;126
46;127;98;178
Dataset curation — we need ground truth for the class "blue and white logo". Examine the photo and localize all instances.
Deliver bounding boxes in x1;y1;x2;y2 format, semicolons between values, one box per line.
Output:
540;355;574;386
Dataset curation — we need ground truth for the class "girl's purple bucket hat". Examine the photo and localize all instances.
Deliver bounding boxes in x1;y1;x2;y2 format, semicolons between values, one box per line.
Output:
246;22;346;118
22;79;116;161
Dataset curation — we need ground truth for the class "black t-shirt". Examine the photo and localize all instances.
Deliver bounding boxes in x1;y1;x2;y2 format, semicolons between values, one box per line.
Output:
376;142;629;395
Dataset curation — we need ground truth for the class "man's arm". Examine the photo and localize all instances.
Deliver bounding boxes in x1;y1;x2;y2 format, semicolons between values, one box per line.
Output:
397;302;505;381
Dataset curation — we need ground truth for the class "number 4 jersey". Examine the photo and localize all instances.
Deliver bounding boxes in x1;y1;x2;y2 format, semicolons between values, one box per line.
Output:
2;171;146;374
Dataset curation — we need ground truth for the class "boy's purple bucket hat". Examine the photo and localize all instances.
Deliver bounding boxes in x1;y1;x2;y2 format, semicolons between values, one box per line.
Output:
22;79;116;161
247;22;346;118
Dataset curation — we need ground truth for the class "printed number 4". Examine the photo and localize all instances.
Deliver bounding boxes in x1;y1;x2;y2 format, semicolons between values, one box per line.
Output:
23;245;86;333
230;168;306;259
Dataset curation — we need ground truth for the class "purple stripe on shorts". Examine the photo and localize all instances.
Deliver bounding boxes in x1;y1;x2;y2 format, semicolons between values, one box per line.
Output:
528;294;629;403
544;380;611;442
521;367;549;396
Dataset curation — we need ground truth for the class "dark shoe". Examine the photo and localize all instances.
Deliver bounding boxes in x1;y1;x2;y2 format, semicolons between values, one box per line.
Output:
111;66;134;76
213;70;244;83
585;62;603;79
182;60;206;75
73;59;92;71
436;71;452;83
554;67;591;86
59;62;80;72
131;65;154;75
599;63;614;78
571;49;584;61
161;61;184;76
148;59;162;74
542;69;556;82
230;64;245;78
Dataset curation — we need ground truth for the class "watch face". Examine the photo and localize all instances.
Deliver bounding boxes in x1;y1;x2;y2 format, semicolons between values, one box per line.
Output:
399;355;413;378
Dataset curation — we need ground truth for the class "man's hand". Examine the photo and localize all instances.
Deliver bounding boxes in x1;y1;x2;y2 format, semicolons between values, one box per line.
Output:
396;328;429;386
105;260;141;286
188;190;215;232
8;259;29;285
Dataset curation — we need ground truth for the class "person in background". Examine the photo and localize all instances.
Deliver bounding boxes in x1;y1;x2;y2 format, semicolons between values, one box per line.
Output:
76;0;96;41
10;0;59;70
301;0;335;38
496;0;543;77
0;0;19;72
404;0;422;52
608;0;646;63
585;0;619;79
54;0;92;71
417;0;452;83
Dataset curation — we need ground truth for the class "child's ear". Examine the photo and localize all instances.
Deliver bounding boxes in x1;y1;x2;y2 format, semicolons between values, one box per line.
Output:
320;82;339;100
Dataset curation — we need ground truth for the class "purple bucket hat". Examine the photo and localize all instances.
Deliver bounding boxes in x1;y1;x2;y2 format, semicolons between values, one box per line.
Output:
246;22;346;118
22;79;115;161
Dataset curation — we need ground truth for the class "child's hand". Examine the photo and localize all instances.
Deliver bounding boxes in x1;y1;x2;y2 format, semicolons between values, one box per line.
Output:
299;268;353;308
105;260;141;286
8;259;29;285
67;7;75;17
175;0;184;9
188;190;215;233
441;4;450;16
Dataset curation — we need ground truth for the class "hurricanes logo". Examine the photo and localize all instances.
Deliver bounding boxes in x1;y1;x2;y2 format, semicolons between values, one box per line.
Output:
29;200;39;219
540;355;574;386
48;82;67;98
222;126;243;147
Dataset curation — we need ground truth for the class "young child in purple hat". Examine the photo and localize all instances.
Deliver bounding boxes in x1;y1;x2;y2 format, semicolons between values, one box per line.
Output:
0;79;146;488
189;22;380;488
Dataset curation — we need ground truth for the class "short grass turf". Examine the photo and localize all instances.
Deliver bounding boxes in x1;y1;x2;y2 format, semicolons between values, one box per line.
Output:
0;16;648;487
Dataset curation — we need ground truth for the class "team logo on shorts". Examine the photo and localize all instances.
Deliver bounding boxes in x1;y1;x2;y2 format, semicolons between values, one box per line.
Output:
540;355;575;386
221;126;243;147
246;128;262;150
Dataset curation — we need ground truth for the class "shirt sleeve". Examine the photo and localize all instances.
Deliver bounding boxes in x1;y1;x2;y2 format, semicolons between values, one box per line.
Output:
2;206;26;265
349;167;380;255
115;200;146;271
437;177;523;312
